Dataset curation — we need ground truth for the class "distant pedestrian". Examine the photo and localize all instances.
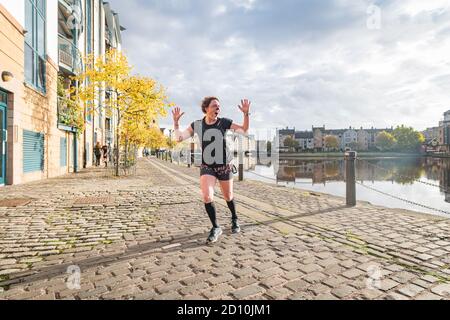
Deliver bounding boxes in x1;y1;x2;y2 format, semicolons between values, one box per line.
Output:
102;144;108;167
94;142;102;167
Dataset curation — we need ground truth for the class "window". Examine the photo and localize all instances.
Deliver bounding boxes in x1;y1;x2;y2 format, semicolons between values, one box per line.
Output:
25;0;46;92
60;137;67;167
84;0;92;122
86;0;92;55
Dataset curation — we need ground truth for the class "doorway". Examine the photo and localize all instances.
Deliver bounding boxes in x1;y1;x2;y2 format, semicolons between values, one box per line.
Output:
0;90;8;185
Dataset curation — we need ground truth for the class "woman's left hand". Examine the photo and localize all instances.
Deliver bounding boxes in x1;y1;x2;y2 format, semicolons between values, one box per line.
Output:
238;99;251;114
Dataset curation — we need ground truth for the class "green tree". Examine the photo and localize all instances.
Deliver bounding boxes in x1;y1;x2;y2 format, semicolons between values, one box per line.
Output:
284;137;299;152
392;125;425;152
375;131;397;151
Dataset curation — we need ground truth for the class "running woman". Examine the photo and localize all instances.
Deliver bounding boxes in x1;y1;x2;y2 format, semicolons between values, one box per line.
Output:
173;97;251;243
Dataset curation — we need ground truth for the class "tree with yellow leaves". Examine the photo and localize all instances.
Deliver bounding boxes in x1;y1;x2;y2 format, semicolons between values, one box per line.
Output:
74;49;171;175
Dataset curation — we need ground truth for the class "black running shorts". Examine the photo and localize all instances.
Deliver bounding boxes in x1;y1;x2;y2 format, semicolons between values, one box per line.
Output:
200;164;234;181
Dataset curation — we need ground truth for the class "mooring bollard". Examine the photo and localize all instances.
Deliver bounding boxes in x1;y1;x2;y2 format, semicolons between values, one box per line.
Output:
238;150;244;182
345;151;357;206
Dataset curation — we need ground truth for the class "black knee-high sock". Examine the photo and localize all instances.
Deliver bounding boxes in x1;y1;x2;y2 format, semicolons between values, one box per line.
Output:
205;203;219;228
227;200;238;220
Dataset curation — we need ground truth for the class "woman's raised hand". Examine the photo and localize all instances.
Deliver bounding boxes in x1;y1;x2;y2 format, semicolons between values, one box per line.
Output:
238;99;251;114
172;107;185;124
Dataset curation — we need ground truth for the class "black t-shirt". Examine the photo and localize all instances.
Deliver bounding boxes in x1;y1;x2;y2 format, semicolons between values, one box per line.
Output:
190;117;233;167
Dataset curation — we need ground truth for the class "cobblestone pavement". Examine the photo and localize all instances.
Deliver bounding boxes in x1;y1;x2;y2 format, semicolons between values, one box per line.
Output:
0;158;449;300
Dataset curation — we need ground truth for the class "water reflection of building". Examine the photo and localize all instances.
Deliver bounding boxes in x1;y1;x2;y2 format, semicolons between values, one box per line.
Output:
272;158;450;195
275;159;397;184
436;158;450;203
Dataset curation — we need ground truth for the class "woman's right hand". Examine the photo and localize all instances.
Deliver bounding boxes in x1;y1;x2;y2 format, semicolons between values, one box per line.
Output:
172;107;185;124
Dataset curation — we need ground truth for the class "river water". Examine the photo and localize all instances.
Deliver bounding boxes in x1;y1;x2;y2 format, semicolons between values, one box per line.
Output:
245;156;450;218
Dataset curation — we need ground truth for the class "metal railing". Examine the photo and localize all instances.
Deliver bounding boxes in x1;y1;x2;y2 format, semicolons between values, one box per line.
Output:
58;34;82;74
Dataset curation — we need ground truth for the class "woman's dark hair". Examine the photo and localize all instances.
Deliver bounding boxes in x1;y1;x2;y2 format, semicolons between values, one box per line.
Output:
201;97;219;114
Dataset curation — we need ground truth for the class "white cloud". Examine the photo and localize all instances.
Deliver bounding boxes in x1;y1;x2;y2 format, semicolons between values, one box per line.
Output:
108;0;450;133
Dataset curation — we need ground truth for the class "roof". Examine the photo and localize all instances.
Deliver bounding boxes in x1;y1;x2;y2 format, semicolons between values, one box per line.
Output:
278;129;295;135
295;131;313;139
323;129;346;135
366;128;393;133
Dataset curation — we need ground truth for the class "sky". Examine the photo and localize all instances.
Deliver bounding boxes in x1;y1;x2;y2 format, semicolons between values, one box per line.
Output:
107;0;450;137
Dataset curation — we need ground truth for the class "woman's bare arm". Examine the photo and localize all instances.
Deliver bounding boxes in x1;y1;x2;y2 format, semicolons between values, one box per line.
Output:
231;99;251;134
172;107;194;142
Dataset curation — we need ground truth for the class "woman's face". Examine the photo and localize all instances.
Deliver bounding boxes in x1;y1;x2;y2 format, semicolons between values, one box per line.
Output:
206;99;221;119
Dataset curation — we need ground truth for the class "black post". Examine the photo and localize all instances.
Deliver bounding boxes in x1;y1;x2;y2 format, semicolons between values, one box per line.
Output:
345;151;357;206
238;150;244;182
238;136;244;181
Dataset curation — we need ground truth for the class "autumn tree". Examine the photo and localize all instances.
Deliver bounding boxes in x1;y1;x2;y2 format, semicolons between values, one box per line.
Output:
284;137;299;152
324;135;339;151
75;49;171;175
147;127;168;150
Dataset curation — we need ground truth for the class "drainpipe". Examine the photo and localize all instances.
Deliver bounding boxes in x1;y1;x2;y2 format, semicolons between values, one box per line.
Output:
83;105;86;168
74;131;78;172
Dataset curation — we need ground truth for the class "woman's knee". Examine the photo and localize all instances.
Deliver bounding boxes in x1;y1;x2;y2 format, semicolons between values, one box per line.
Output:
201;189;214;203
202;194;214;203
223;192;233;202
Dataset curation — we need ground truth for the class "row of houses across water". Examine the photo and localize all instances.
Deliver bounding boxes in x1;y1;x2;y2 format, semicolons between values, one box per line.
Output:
276;126;394;153
0;0;124;186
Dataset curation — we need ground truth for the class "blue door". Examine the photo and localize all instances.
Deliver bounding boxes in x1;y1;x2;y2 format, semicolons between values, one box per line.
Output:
0;91;7;185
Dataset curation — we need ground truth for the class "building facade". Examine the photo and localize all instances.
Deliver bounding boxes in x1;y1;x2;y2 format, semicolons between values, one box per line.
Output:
295;131;314;151
275;128;295;152
276;126;394;153
0;0;124;185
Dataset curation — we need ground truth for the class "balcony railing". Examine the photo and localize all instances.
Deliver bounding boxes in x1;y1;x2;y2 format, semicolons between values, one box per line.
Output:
105;28;112;44
58;34;82;74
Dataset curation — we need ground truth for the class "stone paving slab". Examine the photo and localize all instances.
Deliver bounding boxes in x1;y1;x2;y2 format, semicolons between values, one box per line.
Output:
0;158;449;300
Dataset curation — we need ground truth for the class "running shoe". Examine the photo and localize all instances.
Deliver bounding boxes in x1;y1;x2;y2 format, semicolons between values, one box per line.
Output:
207;227;223;243
232;219;241;234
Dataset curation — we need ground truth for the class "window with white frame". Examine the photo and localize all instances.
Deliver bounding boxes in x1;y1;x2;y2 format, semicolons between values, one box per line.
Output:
25;0;46;92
